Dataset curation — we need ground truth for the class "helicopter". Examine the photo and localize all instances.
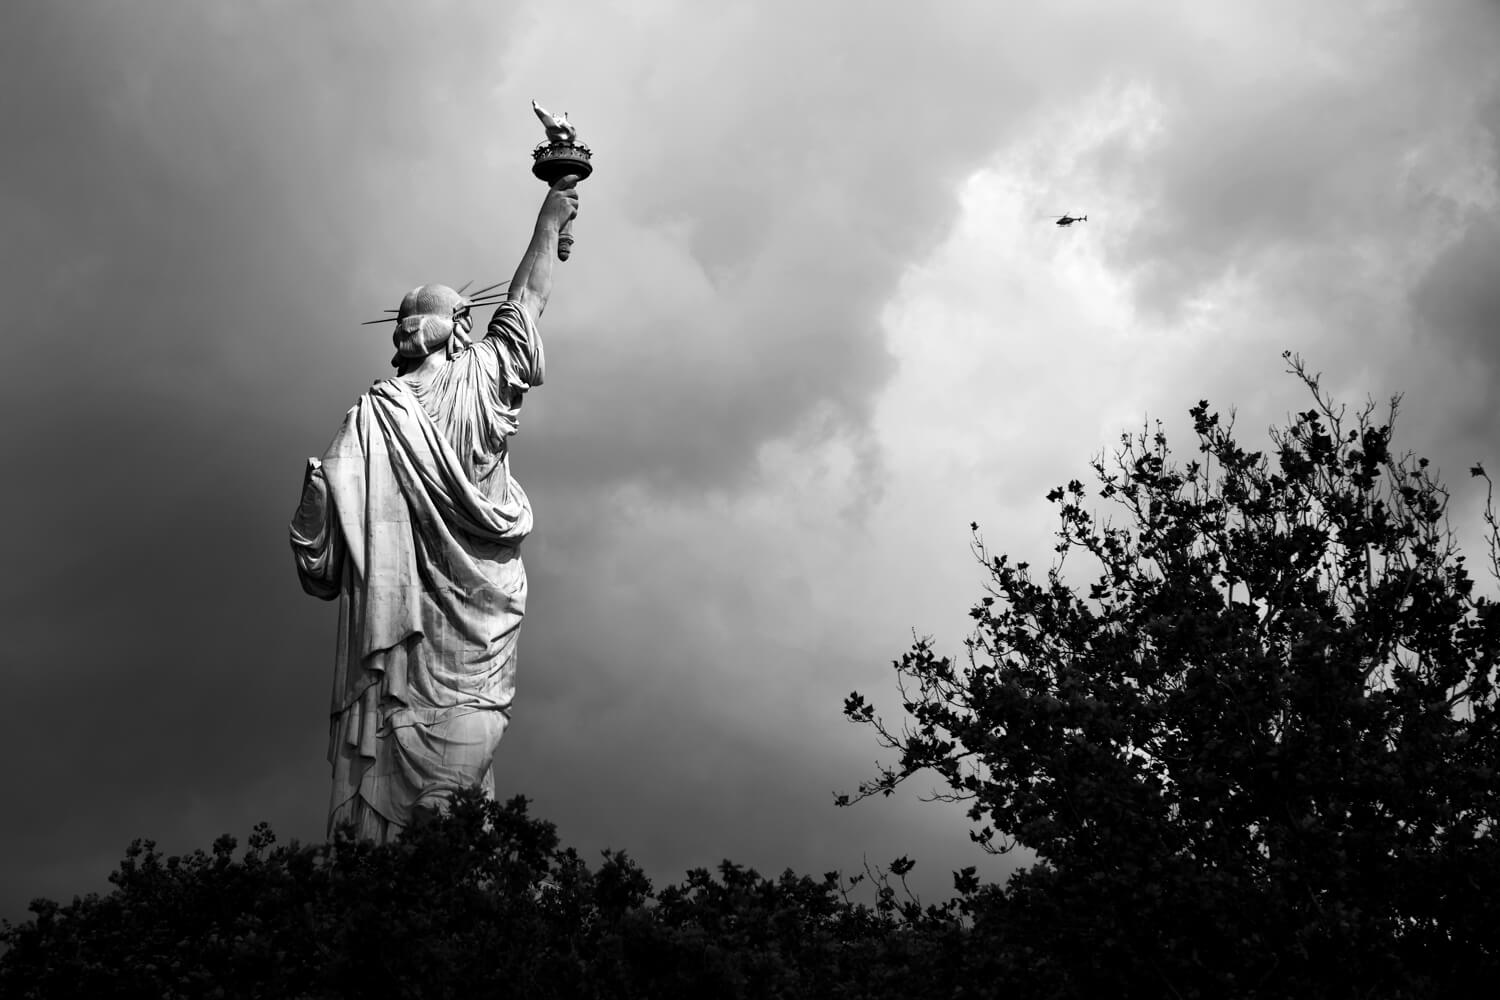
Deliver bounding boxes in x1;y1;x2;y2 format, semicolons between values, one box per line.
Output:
1051;214;1088;227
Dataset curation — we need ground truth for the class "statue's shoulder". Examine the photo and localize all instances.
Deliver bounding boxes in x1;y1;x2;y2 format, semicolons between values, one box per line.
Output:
366;376;411;399
333;378;411;424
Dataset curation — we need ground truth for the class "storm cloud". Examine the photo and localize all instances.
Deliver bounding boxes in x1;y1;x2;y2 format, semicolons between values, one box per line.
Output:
3;0;1498;915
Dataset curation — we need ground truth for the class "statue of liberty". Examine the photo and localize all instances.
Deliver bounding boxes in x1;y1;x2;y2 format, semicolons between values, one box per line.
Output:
290;174;580;841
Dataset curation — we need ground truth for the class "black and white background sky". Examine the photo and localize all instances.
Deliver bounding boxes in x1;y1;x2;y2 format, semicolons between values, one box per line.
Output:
3;0;1499;918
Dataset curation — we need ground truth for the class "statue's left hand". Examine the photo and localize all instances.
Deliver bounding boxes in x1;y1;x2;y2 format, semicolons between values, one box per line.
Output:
293;458;329;537
300;458;326;499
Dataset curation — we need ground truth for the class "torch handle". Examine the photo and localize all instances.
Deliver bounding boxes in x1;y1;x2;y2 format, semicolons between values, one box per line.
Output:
557;217;575;261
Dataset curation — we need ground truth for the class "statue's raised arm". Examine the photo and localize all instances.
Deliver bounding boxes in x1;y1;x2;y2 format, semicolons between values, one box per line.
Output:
506;175;579;324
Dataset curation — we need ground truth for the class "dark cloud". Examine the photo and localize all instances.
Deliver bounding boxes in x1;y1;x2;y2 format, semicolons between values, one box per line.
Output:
0;0;1052;914
461;0;1197;498
1410;212;1500;464
1000;0;1500;515
1096;1;1500;324
1415;216;1500;368
4;0;1498;919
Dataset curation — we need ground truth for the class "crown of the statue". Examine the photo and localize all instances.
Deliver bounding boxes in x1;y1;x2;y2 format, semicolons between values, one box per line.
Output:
360;279;508;330
397;284;466;321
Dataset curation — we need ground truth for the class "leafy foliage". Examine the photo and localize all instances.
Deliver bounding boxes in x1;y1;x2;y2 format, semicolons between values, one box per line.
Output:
15;359;1500;997
843;356;1500;996
1;789;985;1000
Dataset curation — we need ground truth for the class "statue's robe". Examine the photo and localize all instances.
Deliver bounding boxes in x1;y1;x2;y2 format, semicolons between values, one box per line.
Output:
290;302;543;841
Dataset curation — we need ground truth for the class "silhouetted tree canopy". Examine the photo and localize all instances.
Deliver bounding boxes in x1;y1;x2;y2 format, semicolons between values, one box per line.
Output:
10;359;1499;998
843;355;1500;997
0;789;979;999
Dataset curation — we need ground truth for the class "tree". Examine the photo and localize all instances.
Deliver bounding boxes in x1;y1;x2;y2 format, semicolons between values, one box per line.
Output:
842;355;1500;997
1;789;984;999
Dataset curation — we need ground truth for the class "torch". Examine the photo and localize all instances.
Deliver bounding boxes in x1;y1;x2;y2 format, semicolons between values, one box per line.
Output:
530;101;592;261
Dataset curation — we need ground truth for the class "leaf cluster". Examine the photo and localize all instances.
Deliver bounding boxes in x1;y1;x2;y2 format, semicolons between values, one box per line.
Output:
1;789;988;1000
844;357;1500;996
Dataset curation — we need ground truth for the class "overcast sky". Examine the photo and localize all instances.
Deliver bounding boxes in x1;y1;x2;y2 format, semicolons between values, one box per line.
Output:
3;0;1498;917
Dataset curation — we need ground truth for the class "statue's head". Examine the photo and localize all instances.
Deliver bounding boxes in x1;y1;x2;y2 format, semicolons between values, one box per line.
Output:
390;284;473;370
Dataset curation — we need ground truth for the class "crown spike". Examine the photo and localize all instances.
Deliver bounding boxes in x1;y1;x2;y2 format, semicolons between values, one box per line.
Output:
466;279;510;298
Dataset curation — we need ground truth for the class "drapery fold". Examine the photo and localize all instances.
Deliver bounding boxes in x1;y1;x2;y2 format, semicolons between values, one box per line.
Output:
290;301;542;837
